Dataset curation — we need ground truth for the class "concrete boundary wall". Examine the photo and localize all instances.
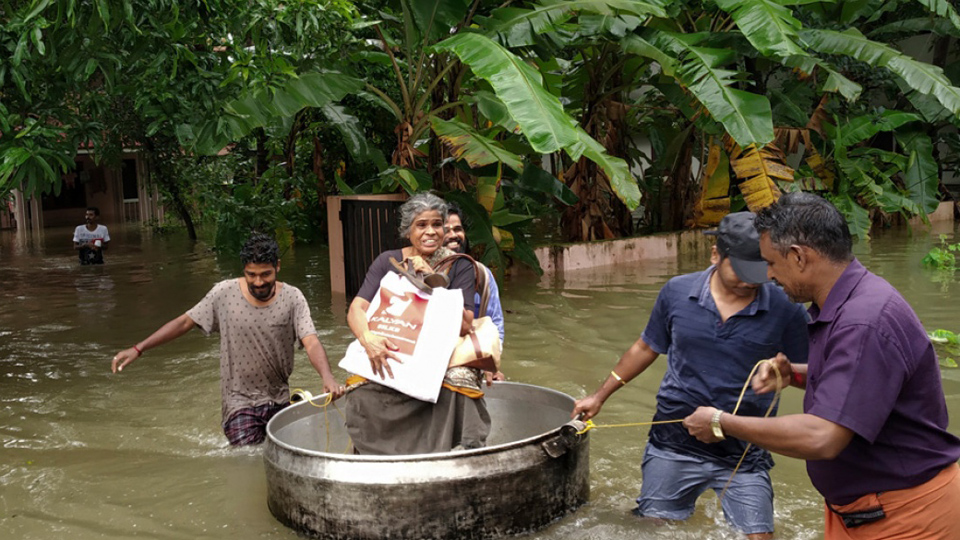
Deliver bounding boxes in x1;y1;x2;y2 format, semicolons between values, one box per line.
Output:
535;201;957;276
534;230;697;275
909;200;957;227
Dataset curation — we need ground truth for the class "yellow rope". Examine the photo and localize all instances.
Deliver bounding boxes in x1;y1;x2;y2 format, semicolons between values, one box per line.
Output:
577;359;785;501
290;388;351;453
717;358;783;500
291;388;334;408
576;418;682;434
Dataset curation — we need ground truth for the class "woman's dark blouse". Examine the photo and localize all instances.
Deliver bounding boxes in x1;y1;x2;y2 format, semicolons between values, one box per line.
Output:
355;250;476;312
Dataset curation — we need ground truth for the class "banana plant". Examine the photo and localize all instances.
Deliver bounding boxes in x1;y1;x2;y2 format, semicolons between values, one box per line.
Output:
611;0;960;233
181;1;656;268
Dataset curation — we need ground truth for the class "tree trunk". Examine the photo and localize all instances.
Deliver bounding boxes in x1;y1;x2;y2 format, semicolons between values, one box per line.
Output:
658;129;696;232
144;137;198;240
429;60;469;190
255;129;268;183
930;35;952;204
313;135;327;205
165;178;198;241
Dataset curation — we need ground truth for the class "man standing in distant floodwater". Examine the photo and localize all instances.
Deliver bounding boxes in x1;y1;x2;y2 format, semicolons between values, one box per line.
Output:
74;207;110;265
111;233;345;445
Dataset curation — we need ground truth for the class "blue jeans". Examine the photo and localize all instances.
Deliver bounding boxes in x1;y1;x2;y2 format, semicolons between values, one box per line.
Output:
635;443;775;535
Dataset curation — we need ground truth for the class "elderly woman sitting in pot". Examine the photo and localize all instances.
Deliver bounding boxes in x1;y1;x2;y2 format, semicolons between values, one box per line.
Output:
345;193;489;455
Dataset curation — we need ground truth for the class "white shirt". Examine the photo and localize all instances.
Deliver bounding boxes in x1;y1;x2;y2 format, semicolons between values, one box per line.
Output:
73;224;110;244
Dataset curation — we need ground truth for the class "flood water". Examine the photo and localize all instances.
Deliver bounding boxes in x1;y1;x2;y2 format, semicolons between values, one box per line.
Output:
2;221;959;540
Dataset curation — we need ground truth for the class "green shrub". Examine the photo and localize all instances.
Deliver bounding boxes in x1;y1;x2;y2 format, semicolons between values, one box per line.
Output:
922;235;960;271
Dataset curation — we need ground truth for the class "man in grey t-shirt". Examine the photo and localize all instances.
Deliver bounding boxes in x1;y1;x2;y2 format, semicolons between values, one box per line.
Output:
111;233;344;445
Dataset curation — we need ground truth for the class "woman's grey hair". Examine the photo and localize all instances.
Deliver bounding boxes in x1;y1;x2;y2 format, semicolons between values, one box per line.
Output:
398;193;448;238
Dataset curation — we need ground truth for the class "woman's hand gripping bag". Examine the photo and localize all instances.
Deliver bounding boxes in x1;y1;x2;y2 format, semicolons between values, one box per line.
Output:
339;271;463;402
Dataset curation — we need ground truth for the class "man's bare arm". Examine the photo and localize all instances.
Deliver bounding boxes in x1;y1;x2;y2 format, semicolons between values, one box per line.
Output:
111;314;197;373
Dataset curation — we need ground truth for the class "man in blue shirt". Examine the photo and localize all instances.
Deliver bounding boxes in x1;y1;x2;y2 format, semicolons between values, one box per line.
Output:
442;204;505;343
573;212;809;540
443;204;505;384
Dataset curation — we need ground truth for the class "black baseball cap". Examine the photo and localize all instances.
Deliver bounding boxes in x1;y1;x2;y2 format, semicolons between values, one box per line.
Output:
704;212;769;284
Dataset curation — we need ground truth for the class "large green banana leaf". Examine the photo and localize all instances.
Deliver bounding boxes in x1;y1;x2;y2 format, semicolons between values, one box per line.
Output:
711;0;863;102
480;0;667;47
434;32;641;209
186;72;363;155
403;0;471;42
800;28;960;116
870;18;960;38
915;0;960;32
895;78;957;123
430;117;524;172
828;193;872;239
715;0;807;59
434;33;580;153
837;110;923;146
896;129;941;214
642;30;774;147
320;103;388;170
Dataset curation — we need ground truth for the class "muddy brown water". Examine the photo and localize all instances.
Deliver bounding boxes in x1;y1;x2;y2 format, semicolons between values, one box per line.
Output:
2;221;958;540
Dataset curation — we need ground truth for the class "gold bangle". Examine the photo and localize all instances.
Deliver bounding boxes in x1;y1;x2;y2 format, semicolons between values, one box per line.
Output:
711;409;726;440
610;370;627;386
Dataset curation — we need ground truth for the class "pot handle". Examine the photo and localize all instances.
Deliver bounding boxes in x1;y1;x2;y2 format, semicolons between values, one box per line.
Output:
542;419;588;458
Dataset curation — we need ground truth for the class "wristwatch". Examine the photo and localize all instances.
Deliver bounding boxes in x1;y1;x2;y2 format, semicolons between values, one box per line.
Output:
710;409;726;441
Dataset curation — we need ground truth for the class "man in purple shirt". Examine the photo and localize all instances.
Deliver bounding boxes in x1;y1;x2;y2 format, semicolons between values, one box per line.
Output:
683;192;960;539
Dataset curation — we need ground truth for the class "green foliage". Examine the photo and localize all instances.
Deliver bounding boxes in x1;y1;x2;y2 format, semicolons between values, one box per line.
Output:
434;33;581;154
922;234;960;270
480;0;667;48
641;29;775;147
430;118;524;172
714;0;807;60
1;0;355;198
6;0;960;269
896;129;941;215
928;328;960;368
185;72;366;155
805;106;943;239
913;0;960;33
800;28;960;116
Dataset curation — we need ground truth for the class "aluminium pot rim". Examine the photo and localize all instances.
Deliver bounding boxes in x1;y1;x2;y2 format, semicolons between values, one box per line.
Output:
265;380;578;462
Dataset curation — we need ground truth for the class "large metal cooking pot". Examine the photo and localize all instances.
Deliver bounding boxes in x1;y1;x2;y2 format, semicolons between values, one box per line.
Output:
264;381;590;539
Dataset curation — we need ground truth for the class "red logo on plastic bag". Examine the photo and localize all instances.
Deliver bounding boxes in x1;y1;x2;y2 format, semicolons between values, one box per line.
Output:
369;289;428;356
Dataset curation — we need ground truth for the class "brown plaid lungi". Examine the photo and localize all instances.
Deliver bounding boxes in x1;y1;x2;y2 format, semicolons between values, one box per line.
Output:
222;402;287;446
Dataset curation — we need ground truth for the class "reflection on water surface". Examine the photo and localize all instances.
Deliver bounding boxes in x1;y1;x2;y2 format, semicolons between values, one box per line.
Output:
1;222;958;540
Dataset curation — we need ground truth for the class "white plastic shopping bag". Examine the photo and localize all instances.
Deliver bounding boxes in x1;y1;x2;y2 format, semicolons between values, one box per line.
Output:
339;271;463;402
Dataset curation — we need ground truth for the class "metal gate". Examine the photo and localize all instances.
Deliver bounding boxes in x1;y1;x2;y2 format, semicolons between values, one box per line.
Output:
340;198;404;299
